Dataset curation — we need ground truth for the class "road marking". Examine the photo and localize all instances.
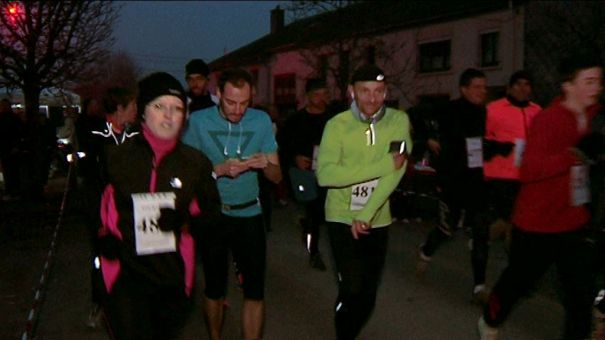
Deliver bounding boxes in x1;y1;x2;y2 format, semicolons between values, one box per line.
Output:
21;163;73;340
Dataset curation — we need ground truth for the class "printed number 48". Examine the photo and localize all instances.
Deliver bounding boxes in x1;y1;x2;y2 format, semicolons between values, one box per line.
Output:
353;186;374;197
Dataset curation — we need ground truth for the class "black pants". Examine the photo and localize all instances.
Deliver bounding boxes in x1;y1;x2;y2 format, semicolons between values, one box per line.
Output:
483;179;520;222
422;186;490;286
484;227;596;339
104;271;191;340
258;173;273;231
79;180;105;305
303;187;326;255
327;222;388;340
199;214;266;300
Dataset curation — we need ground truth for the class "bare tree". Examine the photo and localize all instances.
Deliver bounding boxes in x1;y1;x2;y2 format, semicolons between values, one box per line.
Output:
284;1;358;102
0;1;117;118
284;0;360;24
284;1;420;106
524;1;605;105
76;50;141;100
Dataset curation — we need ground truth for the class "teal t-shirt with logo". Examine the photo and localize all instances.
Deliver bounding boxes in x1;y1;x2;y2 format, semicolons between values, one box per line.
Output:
182;106;277;217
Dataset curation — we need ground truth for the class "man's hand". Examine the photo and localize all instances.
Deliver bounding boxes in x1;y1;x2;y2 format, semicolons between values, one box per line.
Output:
392;152;407;170
244;153;269;169
295;155;312;170
351;219;370;239
427;138;441;156
215;158;249;178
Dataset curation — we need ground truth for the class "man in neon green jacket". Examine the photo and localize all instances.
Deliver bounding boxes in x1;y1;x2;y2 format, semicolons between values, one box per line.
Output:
316;64;412;340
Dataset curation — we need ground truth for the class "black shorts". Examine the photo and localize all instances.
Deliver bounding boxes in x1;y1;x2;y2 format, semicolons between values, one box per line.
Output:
104;271;191;340
198;214;266;300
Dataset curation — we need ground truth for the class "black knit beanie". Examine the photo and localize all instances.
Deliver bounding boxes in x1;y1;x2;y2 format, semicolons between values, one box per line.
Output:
185;59;210;78
137;72;186;119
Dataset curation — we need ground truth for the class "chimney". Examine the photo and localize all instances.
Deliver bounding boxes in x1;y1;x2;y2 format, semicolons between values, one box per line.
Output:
270;5;284;34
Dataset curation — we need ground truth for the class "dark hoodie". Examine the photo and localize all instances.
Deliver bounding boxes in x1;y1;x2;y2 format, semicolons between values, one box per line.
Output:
187;92;215;114
430;97;486;200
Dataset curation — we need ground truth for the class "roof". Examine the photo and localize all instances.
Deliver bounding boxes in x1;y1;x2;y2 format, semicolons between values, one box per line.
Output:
209;0;515;70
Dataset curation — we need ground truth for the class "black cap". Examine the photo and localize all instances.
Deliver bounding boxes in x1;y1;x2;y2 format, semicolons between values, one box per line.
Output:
305;78;327;93
350;64;385;84
508;70;532;87
137;72;186;118
185;59;210;78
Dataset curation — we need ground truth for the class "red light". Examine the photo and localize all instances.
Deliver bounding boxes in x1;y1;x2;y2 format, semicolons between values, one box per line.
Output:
8;4;18;15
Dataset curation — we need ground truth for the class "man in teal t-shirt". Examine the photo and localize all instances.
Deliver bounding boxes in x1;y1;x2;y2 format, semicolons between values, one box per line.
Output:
316;64;412;339
182;68;281;340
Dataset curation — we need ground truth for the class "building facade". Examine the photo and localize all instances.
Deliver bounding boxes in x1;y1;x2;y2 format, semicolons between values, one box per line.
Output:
209;0;526;114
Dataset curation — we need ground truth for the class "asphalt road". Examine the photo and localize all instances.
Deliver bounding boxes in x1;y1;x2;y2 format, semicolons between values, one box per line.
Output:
1;176;564;340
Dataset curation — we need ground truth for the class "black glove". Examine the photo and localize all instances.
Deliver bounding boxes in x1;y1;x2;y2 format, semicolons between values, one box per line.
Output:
157;208;186;232
483;139;515;161
97;234;121;260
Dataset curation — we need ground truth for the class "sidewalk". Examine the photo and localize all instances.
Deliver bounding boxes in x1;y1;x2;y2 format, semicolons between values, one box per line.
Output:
0;176;65;340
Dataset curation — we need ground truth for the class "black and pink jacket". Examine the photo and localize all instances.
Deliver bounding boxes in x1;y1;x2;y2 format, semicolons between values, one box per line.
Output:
99;125;219;296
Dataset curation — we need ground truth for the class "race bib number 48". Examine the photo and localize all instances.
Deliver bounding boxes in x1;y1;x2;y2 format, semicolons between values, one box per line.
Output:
350;179;378;211
132;192;177;255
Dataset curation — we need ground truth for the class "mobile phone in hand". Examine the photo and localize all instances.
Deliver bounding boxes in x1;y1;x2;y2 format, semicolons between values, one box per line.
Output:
389;140;406;154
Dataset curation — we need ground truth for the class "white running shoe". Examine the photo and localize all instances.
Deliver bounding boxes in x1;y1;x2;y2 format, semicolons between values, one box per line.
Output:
478;316;498;340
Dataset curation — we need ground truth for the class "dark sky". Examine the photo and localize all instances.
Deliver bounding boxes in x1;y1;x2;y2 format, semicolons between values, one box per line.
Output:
112;1;284;80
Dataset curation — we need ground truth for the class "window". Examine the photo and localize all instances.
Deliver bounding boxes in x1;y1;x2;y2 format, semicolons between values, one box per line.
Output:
273;73;296;105
418;40;451;73
480;32;499;67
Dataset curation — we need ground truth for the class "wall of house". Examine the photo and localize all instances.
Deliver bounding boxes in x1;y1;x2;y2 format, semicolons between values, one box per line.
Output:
267;7;525;111
269;51;317;110
378;7;525;109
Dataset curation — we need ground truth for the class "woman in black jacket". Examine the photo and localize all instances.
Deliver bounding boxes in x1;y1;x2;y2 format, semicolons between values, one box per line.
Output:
97;72;220;340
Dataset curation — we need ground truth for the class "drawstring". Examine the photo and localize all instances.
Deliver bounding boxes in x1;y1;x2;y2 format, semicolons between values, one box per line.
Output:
223;122;231;157
223;121;243;158
237;123;243;156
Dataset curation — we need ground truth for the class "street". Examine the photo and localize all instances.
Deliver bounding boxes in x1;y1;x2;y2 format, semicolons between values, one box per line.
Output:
1;175;563;340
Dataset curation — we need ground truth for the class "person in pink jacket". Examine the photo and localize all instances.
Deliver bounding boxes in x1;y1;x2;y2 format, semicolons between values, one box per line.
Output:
98;72;219;340
478;53;603;340
471;71;542;302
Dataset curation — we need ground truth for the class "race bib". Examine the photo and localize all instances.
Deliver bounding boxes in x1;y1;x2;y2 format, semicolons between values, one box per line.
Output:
514;138;526;167
312;145;319;171
570;165;590;206
465;137;483;168
132;192;177;255
350;179;378;211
